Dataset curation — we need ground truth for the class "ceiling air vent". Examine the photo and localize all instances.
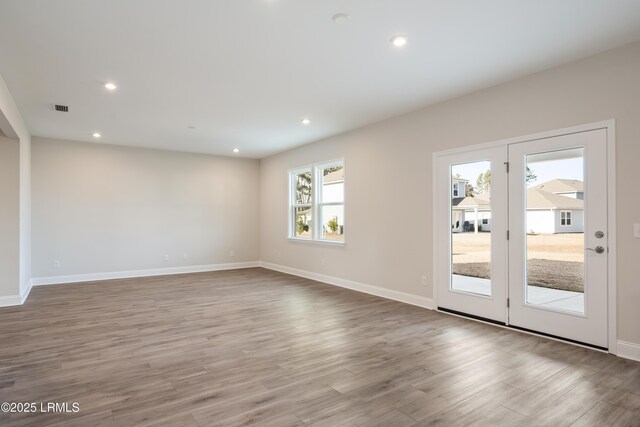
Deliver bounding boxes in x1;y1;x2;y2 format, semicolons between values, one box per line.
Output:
54;104;69;112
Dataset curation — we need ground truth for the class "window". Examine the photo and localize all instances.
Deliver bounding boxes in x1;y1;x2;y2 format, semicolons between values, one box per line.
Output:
452;182;460;197
289;160;344;243
291;168;312;238
561;210;572;226
482;218;489;225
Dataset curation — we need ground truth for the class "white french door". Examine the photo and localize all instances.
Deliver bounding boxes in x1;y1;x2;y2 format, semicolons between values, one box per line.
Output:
508;129;608;348
435;146;508;323
435;127;610;348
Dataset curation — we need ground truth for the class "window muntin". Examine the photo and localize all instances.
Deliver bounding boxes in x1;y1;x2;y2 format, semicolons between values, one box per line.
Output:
289;161;344;243
561;210;572;226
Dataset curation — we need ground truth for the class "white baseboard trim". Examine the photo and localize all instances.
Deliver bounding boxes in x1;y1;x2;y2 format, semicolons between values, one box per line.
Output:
616;340;640;362
259;261;434;310
0;294;21;307
31;261;260;287
0;279;33;307
20;279;32;304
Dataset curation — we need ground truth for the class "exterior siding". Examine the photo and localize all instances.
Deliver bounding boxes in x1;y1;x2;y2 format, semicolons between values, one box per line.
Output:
526;210;556;234
555;209;584;233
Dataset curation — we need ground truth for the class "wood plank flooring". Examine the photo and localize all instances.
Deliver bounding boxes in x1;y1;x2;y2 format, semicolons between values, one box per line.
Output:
0;267;638;426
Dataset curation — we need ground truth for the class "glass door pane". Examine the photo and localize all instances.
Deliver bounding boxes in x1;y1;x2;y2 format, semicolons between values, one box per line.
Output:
524;148;585;314
450;161;492;296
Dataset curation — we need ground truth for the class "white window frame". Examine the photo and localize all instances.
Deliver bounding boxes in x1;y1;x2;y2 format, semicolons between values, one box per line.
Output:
288;159;345;245
453;182;460;197
561;210;572;226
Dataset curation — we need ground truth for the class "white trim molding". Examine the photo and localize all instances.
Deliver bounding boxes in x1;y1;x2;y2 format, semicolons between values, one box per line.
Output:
31;261;260;287
0;279;33;307
259;261;434;310
20;279;32;304
617;340;640;362
0;294;21;307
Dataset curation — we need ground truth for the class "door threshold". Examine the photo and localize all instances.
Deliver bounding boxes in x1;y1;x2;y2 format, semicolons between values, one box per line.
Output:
437;307;506;326
508;325;607;351
437;307;608;353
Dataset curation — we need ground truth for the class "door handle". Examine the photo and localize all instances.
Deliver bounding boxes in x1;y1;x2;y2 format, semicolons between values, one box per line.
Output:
585;246;605;254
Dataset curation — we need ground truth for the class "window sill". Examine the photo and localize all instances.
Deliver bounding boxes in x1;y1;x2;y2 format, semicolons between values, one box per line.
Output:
287;237;346;247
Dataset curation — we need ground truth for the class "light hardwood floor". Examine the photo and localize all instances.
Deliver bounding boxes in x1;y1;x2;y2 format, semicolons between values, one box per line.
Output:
0;268;638;426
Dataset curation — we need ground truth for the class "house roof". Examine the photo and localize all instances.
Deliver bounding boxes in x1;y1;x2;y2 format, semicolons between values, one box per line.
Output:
452;176;469;183
323;168;344;184
453;190;582;210
526;188;584;210
532;179;583;194
454;195;491;209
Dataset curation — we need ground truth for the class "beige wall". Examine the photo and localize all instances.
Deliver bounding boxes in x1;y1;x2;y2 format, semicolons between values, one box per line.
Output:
0;137;20;300
260;41;640;344
32;138;260;277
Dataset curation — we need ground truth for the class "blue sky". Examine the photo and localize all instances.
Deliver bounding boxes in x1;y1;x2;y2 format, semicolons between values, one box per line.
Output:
452;157;583;189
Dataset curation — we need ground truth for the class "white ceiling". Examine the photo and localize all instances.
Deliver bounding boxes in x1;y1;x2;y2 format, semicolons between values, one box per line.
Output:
1;1;639;158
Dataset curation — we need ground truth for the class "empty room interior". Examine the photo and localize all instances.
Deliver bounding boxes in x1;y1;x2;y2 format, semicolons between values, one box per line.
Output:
1;1;640;426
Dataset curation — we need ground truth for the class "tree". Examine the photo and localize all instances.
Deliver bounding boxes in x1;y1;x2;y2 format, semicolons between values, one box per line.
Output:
323;166;342;176
476;166;537;194
295;172;312;204
476;170;491;194
295;167;343;205
465;183;475;197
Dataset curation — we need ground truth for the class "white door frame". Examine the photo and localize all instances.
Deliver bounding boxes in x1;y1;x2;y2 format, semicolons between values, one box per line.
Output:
432;120;617;354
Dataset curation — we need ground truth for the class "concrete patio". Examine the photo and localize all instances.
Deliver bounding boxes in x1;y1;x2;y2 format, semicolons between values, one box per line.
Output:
452;274;585;313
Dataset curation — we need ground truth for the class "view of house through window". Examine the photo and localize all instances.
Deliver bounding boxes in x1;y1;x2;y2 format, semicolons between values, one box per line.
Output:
450;161;492;296
525;148;585;314
447;149;586;313
290;161;344;242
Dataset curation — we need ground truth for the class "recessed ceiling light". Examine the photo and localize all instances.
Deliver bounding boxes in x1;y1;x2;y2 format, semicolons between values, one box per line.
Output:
301;118;311;125
233;148;239;153
92;132;101;138
104;82;117;90
188;125;196;130
332;13;351;24
390;34;408;47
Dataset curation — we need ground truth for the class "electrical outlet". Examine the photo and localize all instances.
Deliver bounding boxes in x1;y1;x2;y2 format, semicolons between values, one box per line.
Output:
53;260;60;269
421;275;428;286
183;253;189;260
229;250;235;257
634;223;640;238
163;254;169;262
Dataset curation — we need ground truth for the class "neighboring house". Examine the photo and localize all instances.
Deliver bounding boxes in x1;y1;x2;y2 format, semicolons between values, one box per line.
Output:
452;195;492;232
451;176;468;198
525;187;584;234
531;179;584;199
451;178;584;234
322;168;345;231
